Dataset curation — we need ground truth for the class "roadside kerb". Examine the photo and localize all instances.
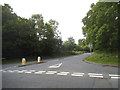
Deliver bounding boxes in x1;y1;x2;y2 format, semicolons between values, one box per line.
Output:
83;59;119;68
16;61;46;67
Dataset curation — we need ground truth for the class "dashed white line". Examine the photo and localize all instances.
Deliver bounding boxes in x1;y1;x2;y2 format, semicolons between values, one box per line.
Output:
46;71;57;74
34;71;46;74
13;70;21;72
2;70;7;72
29;70;36;72
110;77;120;79
109;74;120;79
88;73;103;76
57;72;69;75
88;73;103;78
24;71;32;74
17;71;24;73
71;73;84;77
109;74;120;77
34;72;42;74
7;70;14;73
89;75;103;78
21;70;28;72
2;69;119;80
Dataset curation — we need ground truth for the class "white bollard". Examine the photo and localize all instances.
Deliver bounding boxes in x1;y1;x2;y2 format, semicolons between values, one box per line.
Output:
38;56;41;62
22;58;26;65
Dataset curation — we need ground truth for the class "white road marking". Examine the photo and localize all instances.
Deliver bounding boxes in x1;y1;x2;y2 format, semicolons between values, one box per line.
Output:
88;73;103;78
37;71;46;73
29;70;36;72
46;71;57;74
13;70;21;72
88;73;103;76
7;70;14;73
17;71;24;73
2;70;7;72
3;69;119;80
21;70;28;72
13;70;28;73
109;74;120;79
71;73;84;77
57;72;69;75
34;71;46;74
34;72;43;74
24;71;32;74
89;75;103;78
49;63;62;68
109;74;120;77
111;77;120;79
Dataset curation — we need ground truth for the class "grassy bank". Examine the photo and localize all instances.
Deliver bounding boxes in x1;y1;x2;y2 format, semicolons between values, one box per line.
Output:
85;52;119;65
2;51;85;64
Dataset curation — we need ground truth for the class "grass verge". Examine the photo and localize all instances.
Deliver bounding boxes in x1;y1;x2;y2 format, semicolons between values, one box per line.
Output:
85;52;119;65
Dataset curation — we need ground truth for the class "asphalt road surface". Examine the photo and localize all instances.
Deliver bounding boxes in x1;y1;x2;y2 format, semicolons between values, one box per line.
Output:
1;53;119;88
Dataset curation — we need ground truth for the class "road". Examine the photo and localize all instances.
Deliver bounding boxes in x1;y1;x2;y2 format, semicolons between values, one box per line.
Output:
1;53;119;88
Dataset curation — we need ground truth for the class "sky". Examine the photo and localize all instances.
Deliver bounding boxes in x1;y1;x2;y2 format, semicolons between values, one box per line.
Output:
1;0;99;43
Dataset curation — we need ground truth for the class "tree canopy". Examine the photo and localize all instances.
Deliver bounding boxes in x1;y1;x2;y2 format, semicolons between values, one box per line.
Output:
82;2;118;53
2;4;62;59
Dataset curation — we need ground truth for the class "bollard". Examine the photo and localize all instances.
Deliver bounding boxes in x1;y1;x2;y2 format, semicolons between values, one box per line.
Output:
38;56;41;62
22;58;26;65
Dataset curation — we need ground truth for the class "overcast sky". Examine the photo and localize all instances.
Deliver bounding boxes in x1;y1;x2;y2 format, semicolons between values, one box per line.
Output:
1;0;99;43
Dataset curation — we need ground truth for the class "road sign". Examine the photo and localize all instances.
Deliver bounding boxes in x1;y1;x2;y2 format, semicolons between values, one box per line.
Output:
88;43;92;48
88;43;92;55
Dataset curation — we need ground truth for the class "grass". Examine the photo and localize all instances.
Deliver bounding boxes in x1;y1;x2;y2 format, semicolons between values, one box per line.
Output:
85;52;119;65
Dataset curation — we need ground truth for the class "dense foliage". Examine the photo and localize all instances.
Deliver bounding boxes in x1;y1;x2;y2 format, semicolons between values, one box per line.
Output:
2;4;92;60
2;4;62;59
82;2;118;53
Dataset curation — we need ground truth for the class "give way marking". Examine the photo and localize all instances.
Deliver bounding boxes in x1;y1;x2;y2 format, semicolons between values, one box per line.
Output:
49;63;62;68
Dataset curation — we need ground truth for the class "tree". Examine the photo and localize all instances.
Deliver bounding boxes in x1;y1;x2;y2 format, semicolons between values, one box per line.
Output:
82;2;118;52
2;4;38;58
63;37;76;51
